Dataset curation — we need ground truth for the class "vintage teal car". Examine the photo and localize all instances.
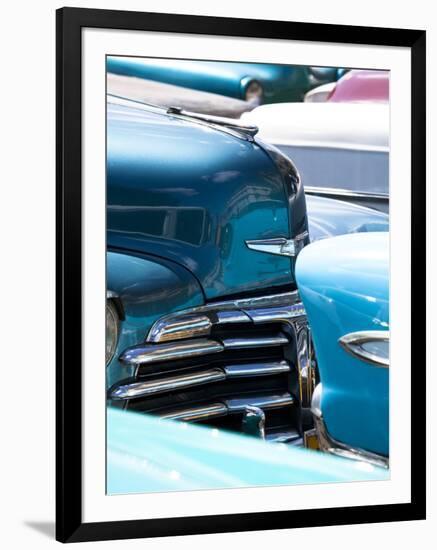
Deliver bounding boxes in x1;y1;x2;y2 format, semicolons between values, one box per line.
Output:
107;57;342;104
106;93;390;492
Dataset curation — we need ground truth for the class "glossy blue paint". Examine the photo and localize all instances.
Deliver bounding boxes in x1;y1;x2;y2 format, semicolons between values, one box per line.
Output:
107;98;307;299
296;232;389;455
106;251;204;387
107;57;331;103
107;408;389;494
305;195;389;242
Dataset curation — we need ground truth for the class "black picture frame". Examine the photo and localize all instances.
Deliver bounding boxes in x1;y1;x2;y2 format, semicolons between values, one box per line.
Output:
56;6;426;543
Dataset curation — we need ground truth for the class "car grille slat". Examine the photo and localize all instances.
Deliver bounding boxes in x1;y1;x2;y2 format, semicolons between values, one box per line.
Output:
111;290;309;442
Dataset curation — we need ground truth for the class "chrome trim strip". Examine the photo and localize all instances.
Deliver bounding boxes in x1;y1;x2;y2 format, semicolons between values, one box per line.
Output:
215;310;252;324
162;403;228;422
119;338;224;366
304;186;389;201
221;334;289;349
224;361;290;377
310;384;389;469
245;233;308;258
226;394;294;411
110;368;226;400
111;361;291;400
243;304;306;323
148;313;213;343
161;393;294;422
339;330;389;368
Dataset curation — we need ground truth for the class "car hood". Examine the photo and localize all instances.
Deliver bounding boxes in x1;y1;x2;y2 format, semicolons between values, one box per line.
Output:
107;97;303;299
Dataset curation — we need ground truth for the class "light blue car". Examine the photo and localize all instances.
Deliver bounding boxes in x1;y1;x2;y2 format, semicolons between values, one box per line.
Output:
108;408;388;494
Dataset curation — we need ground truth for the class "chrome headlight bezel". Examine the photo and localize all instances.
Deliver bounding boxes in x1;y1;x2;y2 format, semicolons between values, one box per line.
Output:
106;299;120;366
339;330;389;368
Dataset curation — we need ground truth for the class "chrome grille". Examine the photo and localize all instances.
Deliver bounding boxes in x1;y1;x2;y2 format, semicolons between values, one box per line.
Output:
110;290;313;443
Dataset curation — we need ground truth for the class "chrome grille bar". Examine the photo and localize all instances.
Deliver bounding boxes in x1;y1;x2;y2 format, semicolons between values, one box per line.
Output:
119;338;224;366
147;290;305;343
111;368;226;400
110;360;291;400
221;334;289;349
120;333;290;367
162;403;228;422
223;360;290;377
161;393;294;422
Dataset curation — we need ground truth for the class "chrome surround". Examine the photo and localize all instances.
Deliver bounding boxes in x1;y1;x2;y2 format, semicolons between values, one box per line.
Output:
310;384;389;469
304;185;389;201
245;233;308;258
339;330;389;368
111;360;291;400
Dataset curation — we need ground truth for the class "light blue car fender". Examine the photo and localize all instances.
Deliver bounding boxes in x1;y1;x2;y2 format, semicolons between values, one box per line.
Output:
107;408;388;495
296;232;389;456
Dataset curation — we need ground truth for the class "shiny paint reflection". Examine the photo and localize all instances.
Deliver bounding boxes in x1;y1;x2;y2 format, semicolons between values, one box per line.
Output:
107;99;297;298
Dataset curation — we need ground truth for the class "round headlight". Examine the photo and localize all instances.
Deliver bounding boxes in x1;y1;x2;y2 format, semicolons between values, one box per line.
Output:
244;80;264;103
106;300;119;366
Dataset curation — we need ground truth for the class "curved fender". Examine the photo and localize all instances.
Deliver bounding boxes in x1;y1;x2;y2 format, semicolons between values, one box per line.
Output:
107;250;204;386
296;232;389;456
305;194;389;242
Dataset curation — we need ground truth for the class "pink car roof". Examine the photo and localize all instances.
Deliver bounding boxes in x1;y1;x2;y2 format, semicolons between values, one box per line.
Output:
328;70;389;103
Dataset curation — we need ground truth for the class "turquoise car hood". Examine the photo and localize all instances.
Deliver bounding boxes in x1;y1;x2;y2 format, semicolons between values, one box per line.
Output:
107;98;305;299
107;408;388;494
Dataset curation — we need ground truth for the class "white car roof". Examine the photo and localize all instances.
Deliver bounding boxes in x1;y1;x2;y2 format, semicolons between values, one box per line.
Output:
242;102;389;152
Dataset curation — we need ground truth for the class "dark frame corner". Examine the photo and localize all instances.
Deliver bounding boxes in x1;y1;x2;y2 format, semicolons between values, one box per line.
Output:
56;6;426;543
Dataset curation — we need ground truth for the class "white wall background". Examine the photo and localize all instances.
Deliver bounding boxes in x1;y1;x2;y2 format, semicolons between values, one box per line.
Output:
0;1;433;548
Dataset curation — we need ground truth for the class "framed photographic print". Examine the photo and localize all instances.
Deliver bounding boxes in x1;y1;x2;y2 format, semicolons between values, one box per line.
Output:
56;6;426;543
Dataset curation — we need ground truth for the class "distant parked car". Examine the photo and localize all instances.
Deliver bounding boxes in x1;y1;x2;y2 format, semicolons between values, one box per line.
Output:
305;69;389;103
107;56;341;104
241;102;389;212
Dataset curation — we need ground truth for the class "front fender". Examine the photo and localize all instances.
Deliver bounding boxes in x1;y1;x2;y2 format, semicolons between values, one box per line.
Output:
107;250;204;386
296;232;389;456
